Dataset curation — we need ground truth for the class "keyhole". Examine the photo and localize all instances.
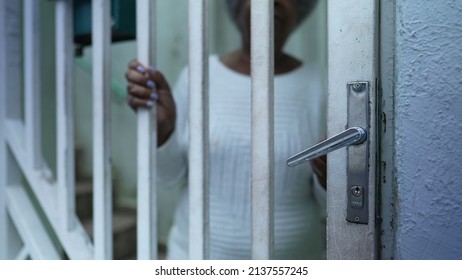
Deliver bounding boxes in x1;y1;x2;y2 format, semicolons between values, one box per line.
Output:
351;186;363;197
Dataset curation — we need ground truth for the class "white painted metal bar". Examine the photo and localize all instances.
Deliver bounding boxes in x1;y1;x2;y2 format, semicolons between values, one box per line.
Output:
15;246;29;260
0;0;7;260
55;0;76;231
0;0;23;260
23;0;41;170
188;0;209;260
7;186;61;259
0;0;9;259
92;0;113;260
136;0;157;260
250;0;274;260
327;0;378;259
0;79;5;260
5;121;93;259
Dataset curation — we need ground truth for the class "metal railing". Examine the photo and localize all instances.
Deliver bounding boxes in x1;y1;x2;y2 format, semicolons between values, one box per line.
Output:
1;0;92;260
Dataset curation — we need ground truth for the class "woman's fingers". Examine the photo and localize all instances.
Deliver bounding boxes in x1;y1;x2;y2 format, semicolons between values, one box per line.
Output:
310;154;327;188
126;60;171;94
127;59;170;90
125;69;156;89
127;59;153;75
128;59;142;70
126;94;155;110
126;82;158;100
125;60;161;111
125;59;177;144
147;69;171;92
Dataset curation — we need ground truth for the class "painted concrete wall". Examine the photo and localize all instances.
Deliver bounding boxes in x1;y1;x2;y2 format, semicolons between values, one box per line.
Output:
394;0;462;259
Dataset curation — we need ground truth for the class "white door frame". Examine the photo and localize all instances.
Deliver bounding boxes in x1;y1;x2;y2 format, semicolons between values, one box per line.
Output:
327;0;379;259
377;0;397;260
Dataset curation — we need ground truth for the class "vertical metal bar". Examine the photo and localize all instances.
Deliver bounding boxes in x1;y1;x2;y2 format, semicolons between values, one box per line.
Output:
15;246;29;260
250;0;274;260
136;0;157;260
0;54;5;260
188;0;209;260
0;0;22;259
23;0;41;169
327;0;378;259
55;0;76;231
0;0;9;259
92;0;112;259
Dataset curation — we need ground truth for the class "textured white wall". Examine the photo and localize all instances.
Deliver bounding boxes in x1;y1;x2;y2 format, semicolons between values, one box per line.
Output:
394;0;462;259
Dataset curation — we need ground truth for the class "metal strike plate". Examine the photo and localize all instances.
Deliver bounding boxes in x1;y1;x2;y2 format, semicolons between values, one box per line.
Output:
346;82;369;224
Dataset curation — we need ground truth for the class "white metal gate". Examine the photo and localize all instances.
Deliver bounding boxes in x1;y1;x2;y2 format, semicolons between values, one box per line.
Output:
0;0;381;260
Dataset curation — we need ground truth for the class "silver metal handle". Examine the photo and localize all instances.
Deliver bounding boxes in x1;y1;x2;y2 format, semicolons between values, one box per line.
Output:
287;126;367;167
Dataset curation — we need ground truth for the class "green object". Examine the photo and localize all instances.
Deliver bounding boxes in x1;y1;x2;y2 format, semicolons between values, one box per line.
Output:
74;57;127;100
73;0;136;45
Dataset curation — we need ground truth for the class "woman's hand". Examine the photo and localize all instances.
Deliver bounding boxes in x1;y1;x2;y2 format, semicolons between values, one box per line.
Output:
310;154;326;189
125;59;176;146
310;138;327;188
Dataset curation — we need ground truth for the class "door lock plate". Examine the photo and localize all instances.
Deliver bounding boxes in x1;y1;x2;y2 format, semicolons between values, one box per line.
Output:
346;82;369;224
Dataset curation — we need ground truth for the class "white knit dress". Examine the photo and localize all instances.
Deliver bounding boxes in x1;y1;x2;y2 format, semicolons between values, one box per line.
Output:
157;55;327;259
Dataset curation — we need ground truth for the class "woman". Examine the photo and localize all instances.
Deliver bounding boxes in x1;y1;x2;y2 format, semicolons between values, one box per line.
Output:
125;0;326;259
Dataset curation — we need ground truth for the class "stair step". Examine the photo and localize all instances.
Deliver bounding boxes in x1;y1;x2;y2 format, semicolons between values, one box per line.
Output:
82;211;137;260
75;147;137;259
76;180;93;220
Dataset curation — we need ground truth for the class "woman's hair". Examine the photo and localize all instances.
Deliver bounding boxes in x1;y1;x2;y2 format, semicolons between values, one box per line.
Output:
224;0;318;28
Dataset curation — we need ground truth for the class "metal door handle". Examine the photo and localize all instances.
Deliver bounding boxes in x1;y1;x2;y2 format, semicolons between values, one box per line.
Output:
286;127;367;167
286;81;371;224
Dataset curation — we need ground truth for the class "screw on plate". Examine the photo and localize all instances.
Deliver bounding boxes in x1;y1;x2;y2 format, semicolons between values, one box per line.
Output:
352;83;362;92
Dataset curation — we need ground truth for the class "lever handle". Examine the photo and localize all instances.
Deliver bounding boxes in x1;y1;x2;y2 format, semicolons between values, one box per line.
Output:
287;127;367;167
